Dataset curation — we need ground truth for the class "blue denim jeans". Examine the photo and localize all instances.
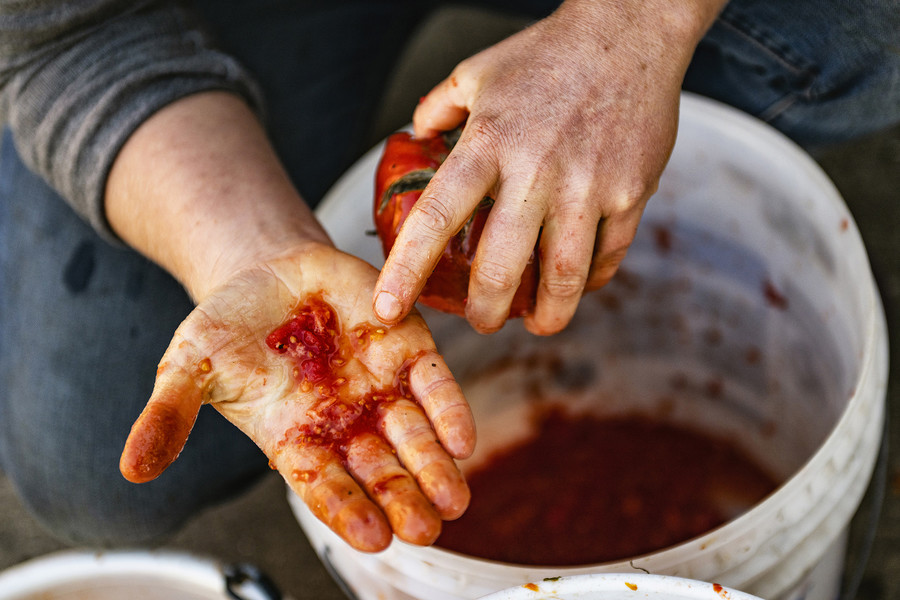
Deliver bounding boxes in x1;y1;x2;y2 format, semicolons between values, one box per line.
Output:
1;0;898;546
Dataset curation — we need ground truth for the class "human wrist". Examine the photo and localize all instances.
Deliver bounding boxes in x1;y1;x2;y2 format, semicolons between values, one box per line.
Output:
185;225;331;302
656;0;729;46
105;91;331;302
557;0;727;60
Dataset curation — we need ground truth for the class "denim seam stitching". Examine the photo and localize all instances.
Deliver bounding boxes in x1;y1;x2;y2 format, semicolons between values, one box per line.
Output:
715;10;819;122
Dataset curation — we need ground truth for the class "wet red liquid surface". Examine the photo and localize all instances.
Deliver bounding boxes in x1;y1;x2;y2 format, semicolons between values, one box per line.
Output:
436;409;779;565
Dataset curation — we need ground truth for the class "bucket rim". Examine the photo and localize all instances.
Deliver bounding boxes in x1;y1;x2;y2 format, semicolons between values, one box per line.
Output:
474;573;764;600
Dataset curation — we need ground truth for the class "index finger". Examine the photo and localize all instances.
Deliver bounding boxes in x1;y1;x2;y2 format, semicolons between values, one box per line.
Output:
373;139;497;324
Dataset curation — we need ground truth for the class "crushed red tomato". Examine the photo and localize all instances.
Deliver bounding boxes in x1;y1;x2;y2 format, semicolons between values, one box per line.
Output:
265;295;413;458
436;409;779;565
266;296;341;387
374;130;538;318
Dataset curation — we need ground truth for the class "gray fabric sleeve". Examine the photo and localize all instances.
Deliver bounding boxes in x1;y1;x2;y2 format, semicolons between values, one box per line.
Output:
0;0;265;241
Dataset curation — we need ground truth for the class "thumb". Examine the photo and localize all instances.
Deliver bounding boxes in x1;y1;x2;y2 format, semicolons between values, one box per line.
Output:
412;73;473;139
119;355;209;483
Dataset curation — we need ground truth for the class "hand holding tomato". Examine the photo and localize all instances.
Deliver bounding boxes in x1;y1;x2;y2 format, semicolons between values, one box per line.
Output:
373;129;538;318
372;0;725;335
119;242;474;552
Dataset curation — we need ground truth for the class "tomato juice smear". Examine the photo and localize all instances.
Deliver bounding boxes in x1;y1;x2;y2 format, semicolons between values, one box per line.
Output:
265;295;413;459
436;409;779;566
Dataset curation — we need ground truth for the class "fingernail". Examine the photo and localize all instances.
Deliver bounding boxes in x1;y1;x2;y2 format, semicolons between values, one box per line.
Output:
374;291;402;322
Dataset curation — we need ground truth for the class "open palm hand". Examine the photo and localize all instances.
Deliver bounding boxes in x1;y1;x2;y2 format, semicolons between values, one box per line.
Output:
119;242;474;551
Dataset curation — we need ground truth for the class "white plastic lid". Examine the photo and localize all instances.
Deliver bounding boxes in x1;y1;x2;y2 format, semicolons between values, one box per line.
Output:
476;574;764;600
0;550;277;600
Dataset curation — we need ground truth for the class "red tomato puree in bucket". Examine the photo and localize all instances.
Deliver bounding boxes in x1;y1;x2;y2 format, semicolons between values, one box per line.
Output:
436;409;779;565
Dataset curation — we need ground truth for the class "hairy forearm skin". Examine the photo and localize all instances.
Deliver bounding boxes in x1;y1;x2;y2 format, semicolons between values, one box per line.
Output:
560;0;728;44
551;0;730;90
105;91;331;302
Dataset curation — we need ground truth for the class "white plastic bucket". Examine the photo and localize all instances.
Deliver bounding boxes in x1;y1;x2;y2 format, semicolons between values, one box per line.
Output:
0;550;280;600
300;93;888;600
477;574;764;600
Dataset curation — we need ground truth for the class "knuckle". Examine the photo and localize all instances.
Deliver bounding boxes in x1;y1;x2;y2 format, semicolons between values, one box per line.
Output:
526;313;568;337
540;273;586;300
549;195;593;222
515;154;559;199
463;115;519;164
466;114;506;142
412;196;458;236
469;318;505;336
382;255;431;298
418;375;457;408
614;178;658;212
472;258;521;296
388;254;424;280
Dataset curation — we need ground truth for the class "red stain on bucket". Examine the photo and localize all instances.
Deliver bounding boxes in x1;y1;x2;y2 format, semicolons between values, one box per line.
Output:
762;281;789;310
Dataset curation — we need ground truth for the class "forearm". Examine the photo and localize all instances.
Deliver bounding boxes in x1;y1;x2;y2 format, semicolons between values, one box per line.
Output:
105;91;331;301
0;0;264;240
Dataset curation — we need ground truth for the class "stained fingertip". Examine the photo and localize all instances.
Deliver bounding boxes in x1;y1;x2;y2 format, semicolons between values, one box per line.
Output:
304;476;393;553
525;290;581;337
523;311;569;337
384;494;442;546
522;314;548;337
437;404;477;460
417;460;470;520
465;313;507;336
332;499;394;553
373;289;404;324
119;399;197;483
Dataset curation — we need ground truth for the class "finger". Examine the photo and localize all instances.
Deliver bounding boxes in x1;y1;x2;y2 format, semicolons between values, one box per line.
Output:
345;433;442;546
381;398;470;520
584;205;645;291
273;442;393;553
465;176;546;333
373;137;497;325
524;206;600;336
412;70;475;138
408;351;475;459
119;353;210;483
